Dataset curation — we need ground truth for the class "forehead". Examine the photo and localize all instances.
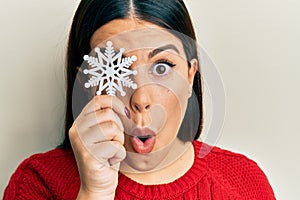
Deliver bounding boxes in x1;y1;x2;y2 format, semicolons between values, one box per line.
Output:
90;18;185;56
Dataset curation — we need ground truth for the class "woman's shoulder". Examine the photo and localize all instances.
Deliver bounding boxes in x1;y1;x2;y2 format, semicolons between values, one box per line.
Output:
193;140;276;199
21;147;74;161
4;148;79;199
193;140;265;170
13;148;77;176
193;140;253;160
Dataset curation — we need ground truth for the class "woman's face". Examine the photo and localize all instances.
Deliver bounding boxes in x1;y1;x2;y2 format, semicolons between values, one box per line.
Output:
89;18;197;170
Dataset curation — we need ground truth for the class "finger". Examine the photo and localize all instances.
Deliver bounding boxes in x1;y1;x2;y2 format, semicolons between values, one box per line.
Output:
75;108;124;142
81;108;124;130
82;95;127;117
80;120;125;145
77;108;115;128
90;140;126;166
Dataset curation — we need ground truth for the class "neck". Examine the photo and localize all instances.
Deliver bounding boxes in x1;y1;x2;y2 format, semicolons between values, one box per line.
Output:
120;140;194;185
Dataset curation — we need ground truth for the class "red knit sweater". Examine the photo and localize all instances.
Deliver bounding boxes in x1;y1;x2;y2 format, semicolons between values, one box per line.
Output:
3;141;275;199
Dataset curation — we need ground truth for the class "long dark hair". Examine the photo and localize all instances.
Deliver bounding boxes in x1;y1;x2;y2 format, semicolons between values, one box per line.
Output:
59;0;203;149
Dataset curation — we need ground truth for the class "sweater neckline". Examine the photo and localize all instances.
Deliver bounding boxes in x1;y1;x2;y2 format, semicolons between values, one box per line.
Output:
117;141;208;198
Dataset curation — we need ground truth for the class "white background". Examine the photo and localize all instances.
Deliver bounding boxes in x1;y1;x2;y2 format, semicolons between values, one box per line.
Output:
1;0;299;199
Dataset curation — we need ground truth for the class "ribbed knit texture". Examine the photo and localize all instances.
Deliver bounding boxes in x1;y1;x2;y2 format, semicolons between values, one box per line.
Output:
3;141;276;199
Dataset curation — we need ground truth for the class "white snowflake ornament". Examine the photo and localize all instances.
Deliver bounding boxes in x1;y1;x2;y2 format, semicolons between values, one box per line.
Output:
83;41;138;96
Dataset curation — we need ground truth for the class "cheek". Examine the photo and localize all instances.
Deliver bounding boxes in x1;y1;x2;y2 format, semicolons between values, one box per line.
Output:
155;89;183;127
153;89;183;148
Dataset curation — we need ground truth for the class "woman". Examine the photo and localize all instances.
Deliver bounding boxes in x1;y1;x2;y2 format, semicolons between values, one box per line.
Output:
4;0;275;199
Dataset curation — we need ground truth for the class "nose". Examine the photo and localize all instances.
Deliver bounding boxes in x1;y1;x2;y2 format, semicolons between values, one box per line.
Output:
130;87;151;113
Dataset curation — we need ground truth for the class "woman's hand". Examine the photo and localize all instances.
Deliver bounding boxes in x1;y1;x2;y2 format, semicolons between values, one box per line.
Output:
69;95;128;199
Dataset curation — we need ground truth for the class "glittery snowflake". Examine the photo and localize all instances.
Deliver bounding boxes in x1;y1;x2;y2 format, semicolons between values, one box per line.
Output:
83;41;138;96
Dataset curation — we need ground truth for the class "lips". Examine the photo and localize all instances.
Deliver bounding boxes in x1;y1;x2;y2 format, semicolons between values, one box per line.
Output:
130;128;156;154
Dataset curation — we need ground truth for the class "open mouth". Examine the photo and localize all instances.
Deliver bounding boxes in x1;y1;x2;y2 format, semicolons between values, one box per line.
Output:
136;135;153;142
130;128;156;154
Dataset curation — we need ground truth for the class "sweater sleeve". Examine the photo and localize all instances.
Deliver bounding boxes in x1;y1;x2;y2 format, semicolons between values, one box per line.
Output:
207;147;276;200
229;157;275;199
3;156;53;200
4;149;80;200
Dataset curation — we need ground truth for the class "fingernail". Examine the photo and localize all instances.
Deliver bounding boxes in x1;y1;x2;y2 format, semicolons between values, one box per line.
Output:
124;107;131;119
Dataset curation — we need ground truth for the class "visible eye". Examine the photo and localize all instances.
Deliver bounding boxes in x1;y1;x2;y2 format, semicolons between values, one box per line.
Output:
152;61;176;76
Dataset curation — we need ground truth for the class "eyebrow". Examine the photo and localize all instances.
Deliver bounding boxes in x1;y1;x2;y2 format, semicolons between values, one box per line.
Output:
148;44;180;59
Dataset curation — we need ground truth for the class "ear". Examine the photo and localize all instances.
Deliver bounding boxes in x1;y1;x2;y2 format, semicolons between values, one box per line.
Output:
187;58;198;86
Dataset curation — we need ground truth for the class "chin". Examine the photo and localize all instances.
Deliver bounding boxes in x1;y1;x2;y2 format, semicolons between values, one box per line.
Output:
122;148;167;172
